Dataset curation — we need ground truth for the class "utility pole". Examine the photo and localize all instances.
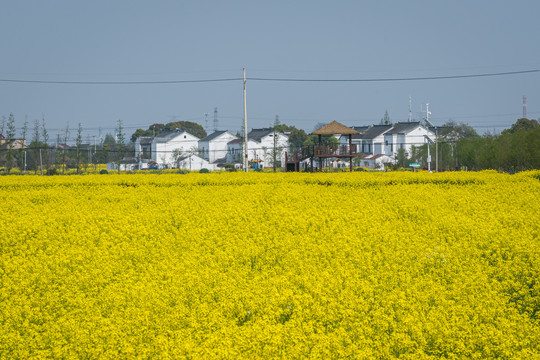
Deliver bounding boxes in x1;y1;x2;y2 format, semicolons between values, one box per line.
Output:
424;103;438;172
243;68;248;172
273;115;279;172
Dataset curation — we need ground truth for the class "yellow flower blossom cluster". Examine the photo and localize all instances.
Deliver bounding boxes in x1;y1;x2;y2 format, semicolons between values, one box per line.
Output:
1;171;539;358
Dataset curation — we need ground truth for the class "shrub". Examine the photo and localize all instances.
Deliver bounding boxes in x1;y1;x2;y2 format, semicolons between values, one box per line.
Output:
99;169;109;175
46;168;58;176
199;168;210;174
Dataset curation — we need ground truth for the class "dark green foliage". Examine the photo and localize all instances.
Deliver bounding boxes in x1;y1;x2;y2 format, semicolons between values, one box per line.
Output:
199;168;210;173
131;121;206;142
455;119;540;172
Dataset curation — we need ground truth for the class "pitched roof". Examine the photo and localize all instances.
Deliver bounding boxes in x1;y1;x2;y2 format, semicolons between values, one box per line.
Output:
136;136;154;145
248;128;274;142
385;122;422;135
346;126;370;140
154;130;199;142
199;130;228;142
311;121;360;135
359;125;393;139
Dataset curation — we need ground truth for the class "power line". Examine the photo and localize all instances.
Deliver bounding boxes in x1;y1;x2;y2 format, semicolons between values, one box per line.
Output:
0;78;242;85
0;69;538;85
248;69;540;82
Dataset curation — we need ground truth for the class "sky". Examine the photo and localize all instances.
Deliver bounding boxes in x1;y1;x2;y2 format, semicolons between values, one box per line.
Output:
1;0;539;143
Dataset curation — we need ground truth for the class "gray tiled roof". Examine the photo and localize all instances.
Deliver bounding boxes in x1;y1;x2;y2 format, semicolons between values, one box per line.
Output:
385;122;422;135
154;130;199;142
137;136;154;145
199;130;228;142
359;125;393;139
248;128;274;142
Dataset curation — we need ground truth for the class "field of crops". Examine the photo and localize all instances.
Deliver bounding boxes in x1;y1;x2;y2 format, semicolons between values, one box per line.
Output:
1;171;539;359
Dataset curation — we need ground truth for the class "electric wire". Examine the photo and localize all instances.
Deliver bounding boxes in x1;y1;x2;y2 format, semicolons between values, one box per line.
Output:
0;69;538;85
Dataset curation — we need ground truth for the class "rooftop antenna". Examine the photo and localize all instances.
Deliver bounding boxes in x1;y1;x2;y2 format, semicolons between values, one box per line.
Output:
523;95;527;119
408;96;412;122
423;103;431;126
423;103;438;173
213;107;218;132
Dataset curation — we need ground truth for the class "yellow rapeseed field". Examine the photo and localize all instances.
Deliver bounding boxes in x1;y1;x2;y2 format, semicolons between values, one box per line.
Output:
1;171;539;359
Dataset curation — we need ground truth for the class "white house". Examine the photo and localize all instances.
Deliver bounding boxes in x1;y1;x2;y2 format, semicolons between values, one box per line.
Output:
341;125;393;156
198;131;239;163
359;154;395;170
134;136;153;169
176;154;219;171
226;128;289;168
383;122;435;158
152;130;200;168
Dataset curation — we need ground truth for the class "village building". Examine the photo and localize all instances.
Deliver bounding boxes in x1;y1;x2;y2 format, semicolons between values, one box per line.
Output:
226;128;289;168
383;122;435;158
198;131;238;163
151;129;199;168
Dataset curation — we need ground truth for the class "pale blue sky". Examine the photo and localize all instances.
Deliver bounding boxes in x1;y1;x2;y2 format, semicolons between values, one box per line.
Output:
1;0;539;142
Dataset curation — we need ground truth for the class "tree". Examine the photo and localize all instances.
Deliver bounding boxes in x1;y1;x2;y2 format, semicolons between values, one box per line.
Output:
502;118;540;135
287;128;308;151
41;115;51;170
76;123;83;174
5;113;17;173
396;148;409;168
270;116;284;171
380;110;391;125
0;115;5;136
31;120;41;174
116;120;125;173
130;121;206;142
19;116;29;172
61;122;70;174
439;120;478;169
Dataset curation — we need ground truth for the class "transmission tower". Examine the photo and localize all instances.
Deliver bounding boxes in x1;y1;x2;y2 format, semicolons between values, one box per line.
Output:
213;107;218;132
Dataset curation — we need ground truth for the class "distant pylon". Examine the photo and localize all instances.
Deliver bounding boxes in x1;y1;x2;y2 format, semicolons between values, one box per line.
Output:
214;107;218;132
523;95;527;119
408;96;412;122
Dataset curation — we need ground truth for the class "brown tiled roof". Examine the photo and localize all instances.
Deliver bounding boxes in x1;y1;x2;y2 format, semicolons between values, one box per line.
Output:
311;121;359;135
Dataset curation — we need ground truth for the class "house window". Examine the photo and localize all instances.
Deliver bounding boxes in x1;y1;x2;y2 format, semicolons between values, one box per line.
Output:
184;135;186;139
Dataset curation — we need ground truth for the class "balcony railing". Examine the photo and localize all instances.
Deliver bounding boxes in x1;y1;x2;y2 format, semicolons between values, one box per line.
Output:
286;145;357;164
313;145;357;157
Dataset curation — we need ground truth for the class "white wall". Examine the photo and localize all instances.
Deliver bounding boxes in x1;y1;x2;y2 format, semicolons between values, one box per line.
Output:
200;132;238;163
152;132;199;167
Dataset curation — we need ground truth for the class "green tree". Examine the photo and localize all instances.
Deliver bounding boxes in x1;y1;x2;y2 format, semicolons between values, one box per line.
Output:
438;120;478;170
5;113;17;173
502;118;540;135
19;116;29;172
396;148;409;168
164;121;206;139
61;123;70;174
76;123;83;174
41;115;51;171
116;120;125;173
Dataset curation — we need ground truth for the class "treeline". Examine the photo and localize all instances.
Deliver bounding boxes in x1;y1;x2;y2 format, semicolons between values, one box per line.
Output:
0;115;130;174
396;118;540;172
